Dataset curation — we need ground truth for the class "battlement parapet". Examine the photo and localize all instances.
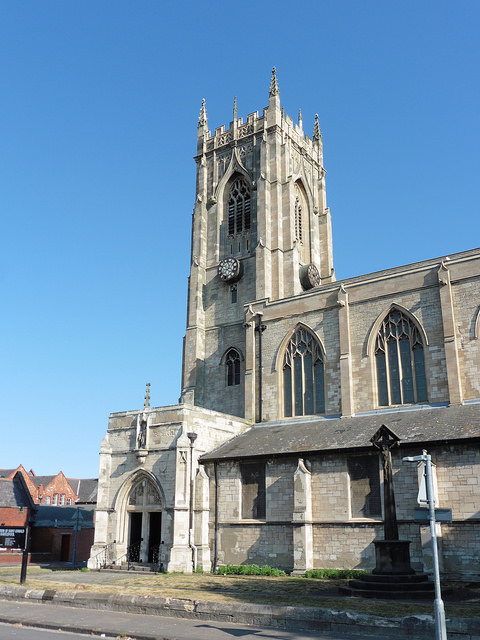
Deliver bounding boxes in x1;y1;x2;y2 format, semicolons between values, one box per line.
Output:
201;106;319;158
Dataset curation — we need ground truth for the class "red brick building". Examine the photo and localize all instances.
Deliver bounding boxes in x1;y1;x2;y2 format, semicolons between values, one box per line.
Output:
0;472;36;564
0;467;97;506
31;472;78;505
30;505;95;564
0;467;97;564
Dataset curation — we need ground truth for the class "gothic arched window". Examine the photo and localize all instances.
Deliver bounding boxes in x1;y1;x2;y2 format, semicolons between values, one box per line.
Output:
283;328;325;417
228;178;251;236
375;309;427;406
226;349;241;386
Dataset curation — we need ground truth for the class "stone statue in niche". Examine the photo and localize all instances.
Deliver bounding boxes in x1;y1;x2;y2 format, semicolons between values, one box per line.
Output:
137;416;147;450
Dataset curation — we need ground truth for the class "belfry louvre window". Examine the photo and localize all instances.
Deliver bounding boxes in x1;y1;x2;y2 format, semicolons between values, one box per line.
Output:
228;178;251;236
226;349;241;386
283;328;325;417
375;309;427;406
240;463;266;519
294;184;303;243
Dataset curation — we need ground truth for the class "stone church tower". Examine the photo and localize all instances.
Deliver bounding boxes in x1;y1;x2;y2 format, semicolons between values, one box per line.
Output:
182;68;335;421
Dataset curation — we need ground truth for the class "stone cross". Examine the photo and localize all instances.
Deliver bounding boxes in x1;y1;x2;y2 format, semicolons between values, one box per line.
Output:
370;424;401;541
144;382;151;409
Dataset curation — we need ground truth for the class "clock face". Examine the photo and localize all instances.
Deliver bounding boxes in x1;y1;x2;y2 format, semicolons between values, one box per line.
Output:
307;264;321;288
218;257;241;282
299;263;321;290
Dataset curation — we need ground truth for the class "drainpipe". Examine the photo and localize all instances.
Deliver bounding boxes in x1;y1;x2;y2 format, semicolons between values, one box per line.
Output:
187;432;198;572
255;312;266;422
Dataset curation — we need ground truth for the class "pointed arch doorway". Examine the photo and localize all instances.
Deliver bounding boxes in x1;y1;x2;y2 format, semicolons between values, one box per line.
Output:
127;477;163;564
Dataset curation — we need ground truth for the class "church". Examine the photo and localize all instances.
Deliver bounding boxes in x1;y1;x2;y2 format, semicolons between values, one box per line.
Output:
88;69;480;579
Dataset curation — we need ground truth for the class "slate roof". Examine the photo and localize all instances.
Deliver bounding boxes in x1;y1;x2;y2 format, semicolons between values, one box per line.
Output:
0;477;34;509
67;479;98;503
30;475;56;488
0;469;16;478
200;402;480;462
33;505;95;528
26;475;97;503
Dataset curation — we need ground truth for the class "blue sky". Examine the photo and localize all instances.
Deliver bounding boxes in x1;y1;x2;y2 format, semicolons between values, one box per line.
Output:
1;1;479;478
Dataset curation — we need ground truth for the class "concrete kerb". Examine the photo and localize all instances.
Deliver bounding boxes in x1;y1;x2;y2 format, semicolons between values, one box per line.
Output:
0;585;479;640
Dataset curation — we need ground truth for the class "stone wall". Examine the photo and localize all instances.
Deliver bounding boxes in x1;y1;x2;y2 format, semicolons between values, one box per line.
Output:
452;276;480;399
210;442;480;575
248;250;480;423
217;523;293;569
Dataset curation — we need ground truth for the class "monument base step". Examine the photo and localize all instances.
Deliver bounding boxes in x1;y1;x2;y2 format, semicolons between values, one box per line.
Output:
339;571;445;599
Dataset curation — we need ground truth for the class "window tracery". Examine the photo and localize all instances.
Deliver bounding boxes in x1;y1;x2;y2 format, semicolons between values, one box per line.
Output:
283;328;325;417
227;177;251;237
128;479;161;507
226;349;241;386
375;309;427;406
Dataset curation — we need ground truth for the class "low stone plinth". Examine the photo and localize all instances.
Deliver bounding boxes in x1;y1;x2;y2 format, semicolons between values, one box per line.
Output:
373;539;415;575
340;572;435;599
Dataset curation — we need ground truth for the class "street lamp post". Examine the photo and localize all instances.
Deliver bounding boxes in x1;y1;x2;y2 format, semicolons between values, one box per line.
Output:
187;432;198;572
403;450;447;640
72;508;82;568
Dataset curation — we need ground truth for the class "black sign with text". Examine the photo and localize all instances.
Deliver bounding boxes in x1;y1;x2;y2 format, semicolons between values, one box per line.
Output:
0;527;26;549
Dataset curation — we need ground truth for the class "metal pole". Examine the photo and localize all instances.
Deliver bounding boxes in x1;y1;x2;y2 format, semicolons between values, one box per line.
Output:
20;525;30;584
403;451;447;640
424;452;447;640
213;461;219;574
187;432;197;572
72;508;79;568
255;313;265;423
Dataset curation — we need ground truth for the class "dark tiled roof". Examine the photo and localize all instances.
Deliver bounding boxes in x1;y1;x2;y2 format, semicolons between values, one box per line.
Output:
67;479;98;503
0;477;33;508
0;469;16;478
201;403;480;462
30;475;56;488
33;505;95;528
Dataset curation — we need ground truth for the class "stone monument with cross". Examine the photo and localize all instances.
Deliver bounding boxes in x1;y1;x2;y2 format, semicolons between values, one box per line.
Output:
342;424;435;597
370;424;415;575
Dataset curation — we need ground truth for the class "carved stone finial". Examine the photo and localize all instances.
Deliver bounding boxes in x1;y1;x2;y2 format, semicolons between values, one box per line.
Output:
298;109;303;127
313;114;322;142
233;96;237;120
337;283;347;307
198;98;208;127
269;66;279;97
144;382;151;409
438;261;450;286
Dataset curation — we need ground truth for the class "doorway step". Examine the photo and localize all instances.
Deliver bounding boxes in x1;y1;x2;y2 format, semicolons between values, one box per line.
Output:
103;562;159;573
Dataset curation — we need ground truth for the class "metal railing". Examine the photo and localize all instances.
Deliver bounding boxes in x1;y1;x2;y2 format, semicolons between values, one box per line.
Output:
149;543;160;571
126;541;141;569
99;541;164;572
90;540;116;570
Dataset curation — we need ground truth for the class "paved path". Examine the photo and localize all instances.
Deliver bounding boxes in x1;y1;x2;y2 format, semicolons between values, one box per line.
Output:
0;621;102;639
0;599;366;640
